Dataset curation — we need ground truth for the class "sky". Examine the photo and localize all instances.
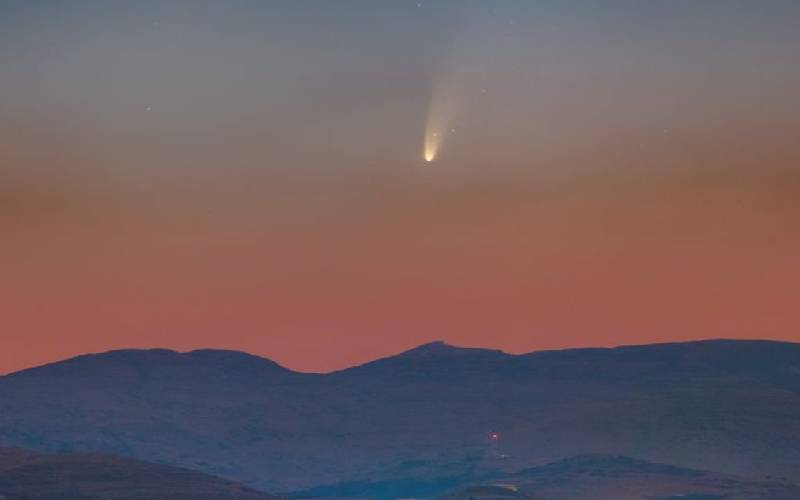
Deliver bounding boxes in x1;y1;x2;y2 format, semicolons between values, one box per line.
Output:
2;0;799;374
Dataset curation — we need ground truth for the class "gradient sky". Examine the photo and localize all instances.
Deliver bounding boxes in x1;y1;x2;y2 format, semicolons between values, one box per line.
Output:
2;1;800;374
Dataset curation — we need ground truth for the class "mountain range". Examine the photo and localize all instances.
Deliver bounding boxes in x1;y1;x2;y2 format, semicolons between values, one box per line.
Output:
0;339;799;497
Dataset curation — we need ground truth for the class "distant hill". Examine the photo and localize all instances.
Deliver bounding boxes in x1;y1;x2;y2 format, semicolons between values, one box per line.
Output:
438;454;800;500
0;447;277;500
1;339;799;494
438;484;538;500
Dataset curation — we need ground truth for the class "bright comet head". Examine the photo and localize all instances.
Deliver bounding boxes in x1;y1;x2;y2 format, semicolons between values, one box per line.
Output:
422;60;465;165
423;130;441;163
422;78;458;164
424;145;436;162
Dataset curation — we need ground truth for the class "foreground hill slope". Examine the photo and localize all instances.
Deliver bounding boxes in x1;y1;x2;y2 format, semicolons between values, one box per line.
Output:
0;447;276;500
438;455;800;500
0;340;799;493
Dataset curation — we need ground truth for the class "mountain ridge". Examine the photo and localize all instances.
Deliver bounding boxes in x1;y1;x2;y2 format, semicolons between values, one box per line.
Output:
0;339;799;492
6;337;797;379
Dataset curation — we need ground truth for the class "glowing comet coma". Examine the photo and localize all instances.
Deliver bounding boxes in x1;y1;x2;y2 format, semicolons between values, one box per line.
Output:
422;73;460;163
424;132;439;162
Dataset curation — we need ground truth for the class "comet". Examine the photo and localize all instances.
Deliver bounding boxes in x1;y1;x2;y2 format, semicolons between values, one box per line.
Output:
424;132;439;162
423;121;443;163
422;74;461;164
421;13;475;164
